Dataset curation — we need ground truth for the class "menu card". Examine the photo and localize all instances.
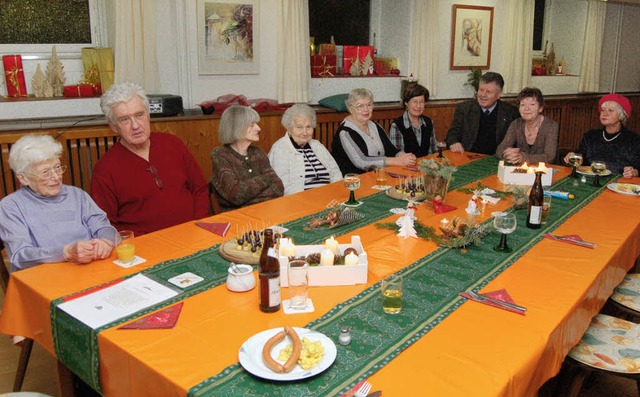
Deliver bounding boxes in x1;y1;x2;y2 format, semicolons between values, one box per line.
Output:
58;274;178;329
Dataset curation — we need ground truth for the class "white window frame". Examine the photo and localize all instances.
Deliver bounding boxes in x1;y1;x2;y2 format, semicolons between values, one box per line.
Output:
0;0;107;61
532;0;554;57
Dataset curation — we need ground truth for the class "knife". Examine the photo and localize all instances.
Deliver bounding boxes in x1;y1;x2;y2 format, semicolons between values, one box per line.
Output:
366;391;382;397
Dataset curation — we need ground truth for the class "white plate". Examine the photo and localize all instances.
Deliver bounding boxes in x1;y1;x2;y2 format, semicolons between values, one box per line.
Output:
238;327;337;381
576;167;612;176
607;183;640;196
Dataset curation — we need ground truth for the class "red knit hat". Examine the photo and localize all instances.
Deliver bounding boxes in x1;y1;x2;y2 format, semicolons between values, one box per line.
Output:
599;93;632;117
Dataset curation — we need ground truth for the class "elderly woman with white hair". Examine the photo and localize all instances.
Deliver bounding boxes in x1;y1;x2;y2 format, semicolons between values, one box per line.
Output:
210;105;284;212
0;134;115;272
268;104;342;195
564;93;640;178
331;88;416;175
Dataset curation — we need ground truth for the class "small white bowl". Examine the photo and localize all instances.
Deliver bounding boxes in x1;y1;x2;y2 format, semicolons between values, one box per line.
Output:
226;264;256;292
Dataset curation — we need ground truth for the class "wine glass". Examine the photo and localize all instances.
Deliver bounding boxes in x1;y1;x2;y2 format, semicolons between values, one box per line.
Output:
343;173;361;206
436;141;447;158
493;212;517;253
591;160;607;187
567;153;583;178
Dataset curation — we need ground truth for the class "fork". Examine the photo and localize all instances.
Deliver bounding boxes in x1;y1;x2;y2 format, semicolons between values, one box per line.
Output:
354;381;372;397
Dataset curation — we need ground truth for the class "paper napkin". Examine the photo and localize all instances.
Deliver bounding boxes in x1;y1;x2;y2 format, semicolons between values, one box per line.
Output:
119;302;184;330
459;289;525;315
543;234;597;249
432;199;457;214
196;221;231;237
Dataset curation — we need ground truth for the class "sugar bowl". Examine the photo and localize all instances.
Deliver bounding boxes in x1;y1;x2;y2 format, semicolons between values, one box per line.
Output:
226;264;256;292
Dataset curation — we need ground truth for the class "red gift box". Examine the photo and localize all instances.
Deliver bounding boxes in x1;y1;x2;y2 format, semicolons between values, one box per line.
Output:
343;45;374;76
2;55;27;97
310;55;337;77
64;84;96;98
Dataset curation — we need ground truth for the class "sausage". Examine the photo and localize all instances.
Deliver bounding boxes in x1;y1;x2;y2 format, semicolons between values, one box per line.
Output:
282;326;302;373
261;330;285;373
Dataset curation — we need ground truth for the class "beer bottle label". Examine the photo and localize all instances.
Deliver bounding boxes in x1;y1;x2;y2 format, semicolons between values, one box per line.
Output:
269;277;281;306
267;247;278;259
529;205;542;224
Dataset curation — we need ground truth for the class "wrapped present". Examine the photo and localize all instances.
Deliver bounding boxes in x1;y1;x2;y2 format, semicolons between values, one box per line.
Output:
81;47;114;93
374;57;397;75
63;84;96;98
318;43;336;56
343;45;374;76
2;55;27;97
310;55;337;77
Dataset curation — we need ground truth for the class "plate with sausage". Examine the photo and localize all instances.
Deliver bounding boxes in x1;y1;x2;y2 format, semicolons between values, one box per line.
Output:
238;326;337;381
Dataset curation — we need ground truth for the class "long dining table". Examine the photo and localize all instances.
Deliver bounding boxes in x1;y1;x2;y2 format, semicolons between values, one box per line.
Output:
1;151;640;397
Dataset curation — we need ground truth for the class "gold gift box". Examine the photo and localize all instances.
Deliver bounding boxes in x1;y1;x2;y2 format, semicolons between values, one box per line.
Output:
81;47;114;93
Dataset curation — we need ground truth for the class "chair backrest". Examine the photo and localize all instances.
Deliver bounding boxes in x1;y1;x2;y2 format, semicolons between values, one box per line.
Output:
0;240;10;292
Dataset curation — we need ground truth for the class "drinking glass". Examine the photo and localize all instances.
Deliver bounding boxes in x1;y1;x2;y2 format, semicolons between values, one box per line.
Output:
375;167;388;188
567;153;583;178
436;141;447;158
288;260;309;310
344;173;361;206
382;275;403;314
541;195;552;225
493;213;517;252
591;160;607;187
116;230;136;264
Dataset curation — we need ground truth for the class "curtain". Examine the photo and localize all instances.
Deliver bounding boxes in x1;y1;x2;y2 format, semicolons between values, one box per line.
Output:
578;1;606;93
275;0;311;103
408;0;439;97
503;0;534;94
113;0;160;92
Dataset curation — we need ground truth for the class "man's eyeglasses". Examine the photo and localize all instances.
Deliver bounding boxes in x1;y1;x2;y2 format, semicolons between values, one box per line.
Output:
28;165;67;181
352;103;374;111
116;111;147;127
147;165;164;189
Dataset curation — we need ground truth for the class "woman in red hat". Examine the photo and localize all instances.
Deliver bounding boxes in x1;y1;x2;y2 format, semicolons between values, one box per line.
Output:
564;93;640;178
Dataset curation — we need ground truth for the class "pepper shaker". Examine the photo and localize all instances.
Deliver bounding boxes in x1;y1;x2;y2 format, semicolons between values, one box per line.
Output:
338;327;351;345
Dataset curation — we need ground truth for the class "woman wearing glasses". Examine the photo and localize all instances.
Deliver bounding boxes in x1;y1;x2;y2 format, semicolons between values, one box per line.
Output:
0;134;116;272
331;88;416;175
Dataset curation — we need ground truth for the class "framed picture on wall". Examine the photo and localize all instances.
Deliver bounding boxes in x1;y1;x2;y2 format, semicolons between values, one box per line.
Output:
197;0;260;75
449;4;493;70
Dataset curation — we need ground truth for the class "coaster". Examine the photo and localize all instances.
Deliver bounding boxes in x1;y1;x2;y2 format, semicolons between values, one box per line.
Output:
113;256;147;268
372;185;391;191
168;272;204;288
283;298;315;314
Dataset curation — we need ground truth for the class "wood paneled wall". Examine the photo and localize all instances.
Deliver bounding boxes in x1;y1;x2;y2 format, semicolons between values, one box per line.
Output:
0;93;637;199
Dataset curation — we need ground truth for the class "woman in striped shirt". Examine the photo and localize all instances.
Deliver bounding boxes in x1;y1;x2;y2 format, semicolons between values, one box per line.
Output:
269;104;342;195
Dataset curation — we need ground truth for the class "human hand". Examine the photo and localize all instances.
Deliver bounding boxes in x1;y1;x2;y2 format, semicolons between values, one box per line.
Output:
63;241;96;264
563;152;575;164
623;166;639;179
502;148;522;164
92;238;114;260
449;143;464;153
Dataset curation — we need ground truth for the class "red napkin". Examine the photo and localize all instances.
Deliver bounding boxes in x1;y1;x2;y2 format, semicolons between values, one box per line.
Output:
340;380;367;397
196;221;231;237
543;234;597;249
459;289;525;316
119;302;183;330
432;199;457;214
466;154;486;160
386;171;408;179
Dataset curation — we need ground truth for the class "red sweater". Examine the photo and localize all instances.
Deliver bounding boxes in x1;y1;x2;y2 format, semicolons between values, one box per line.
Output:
91;133;209;235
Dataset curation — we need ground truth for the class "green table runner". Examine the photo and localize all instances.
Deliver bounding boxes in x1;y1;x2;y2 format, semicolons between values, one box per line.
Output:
189;175;618;396
47;155;510;393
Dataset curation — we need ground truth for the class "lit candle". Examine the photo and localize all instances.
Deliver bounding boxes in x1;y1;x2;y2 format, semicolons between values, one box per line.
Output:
320;248;335;266
325;236;339;255
440;218;450;227
281;238;296;257
344;252;359;266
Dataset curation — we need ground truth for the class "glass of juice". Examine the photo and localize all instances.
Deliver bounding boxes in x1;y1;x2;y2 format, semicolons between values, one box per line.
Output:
116;230;136;264
382;275;403;314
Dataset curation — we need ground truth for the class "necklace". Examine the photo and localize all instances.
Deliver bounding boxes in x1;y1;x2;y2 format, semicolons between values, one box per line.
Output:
362;125;384;155
525;116;541;138
602;129;621;142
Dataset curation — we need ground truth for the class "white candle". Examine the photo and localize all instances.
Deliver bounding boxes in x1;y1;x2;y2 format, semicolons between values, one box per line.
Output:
280;238;296;257
440;218;450;227
320;248;335;266
344;252;359;266
325;236;339;255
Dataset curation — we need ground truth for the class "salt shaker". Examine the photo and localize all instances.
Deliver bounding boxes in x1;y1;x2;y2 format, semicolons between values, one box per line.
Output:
338;327;351;345
580;175;587;184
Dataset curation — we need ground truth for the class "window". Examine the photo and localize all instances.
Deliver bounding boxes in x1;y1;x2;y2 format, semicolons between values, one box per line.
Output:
309;0;370;45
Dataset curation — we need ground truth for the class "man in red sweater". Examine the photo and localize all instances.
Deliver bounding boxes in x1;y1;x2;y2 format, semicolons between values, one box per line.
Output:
91;82;209;235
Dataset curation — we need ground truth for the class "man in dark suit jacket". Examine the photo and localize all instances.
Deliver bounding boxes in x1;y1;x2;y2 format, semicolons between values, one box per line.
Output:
445;72;519;155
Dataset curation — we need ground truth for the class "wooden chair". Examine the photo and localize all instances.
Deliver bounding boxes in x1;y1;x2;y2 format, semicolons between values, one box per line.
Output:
208;182;221;215
0;240;35;392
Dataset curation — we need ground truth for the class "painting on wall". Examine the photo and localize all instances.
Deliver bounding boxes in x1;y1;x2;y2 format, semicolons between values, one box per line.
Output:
449;4;493;71
197;0;259;75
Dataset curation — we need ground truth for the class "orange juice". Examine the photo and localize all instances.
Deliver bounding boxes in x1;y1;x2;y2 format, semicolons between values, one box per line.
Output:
116;243;136;263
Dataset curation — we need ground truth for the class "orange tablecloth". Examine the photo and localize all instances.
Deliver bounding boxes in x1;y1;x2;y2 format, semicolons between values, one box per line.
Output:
2;152;639;396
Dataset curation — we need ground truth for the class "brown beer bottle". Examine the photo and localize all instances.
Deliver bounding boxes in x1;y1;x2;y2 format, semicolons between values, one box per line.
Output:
258;229;281;312
526;171;544;229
